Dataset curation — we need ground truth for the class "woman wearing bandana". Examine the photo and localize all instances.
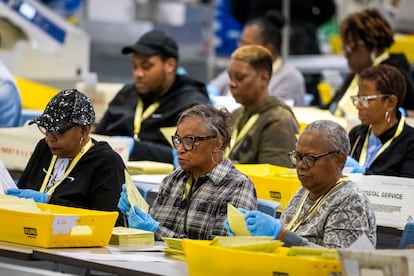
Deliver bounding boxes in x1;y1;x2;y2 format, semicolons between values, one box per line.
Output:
7;89;126;225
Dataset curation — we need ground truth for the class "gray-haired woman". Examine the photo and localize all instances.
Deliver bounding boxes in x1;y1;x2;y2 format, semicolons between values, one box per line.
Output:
225;119;376;248
118;104;257;240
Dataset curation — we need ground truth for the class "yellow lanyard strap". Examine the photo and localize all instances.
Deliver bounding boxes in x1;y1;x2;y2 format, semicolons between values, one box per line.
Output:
359;117;405;166
226;114;259;158
40;139;94;195
134;98;160;137
285;177;347;232
182;177;193;200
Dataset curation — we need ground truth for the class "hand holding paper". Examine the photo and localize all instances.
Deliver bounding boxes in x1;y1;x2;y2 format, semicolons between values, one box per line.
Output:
7;188;48;203
128;206;160;233
244;210;281;239
226;204;250;236
117;184;131;214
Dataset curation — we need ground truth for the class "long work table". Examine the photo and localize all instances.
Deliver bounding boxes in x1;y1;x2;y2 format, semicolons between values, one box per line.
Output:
0;240;188;276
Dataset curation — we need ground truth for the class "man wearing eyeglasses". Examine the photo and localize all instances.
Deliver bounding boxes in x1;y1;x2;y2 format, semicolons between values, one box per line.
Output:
224;120;376;248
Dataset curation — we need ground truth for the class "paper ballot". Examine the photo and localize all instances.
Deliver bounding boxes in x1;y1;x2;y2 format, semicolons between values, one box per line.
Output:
227;203;250;236
125;170;149;213
0;159;16;194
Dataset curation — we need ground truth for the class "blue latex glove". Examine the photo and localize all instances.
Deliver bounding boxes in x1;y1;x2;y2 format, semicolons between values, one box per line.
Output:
223;219;234;236
172;149;179;169
127;206;160;233
244;209;281;239
345;156;365;173
117;184;130;214
114;136;135;156
6;188;48;203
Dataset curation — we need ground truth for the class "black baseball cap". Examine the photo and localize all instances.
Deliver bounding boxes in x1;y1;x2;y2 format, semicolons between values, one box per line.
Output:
121;30;179;59
30;89;95;133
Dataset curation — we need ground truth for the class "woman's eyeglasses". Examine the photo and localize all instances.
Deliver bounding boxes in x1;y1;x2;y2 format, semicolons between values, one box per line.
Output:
288;150;338;168
38;124;75;138
350;94;388;108
172;135;216;151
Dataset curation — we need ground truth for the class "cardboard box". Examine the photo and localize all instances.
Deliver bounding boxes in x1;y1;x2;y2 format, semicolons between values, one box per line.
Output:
0;125;132;171
235;164;301;210
339;249;414;276
0;203;118;248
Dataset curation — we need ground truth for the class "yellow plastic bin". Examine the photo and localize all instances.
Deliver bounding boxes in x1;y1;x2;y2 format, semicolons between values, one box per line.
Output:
182;239;342;276
235;164;301;210
0;203;118;248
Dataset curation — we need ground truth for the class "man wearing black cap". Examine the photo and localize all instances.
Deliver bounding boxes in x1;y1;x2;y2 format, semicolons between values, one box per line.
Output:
95;30;211;164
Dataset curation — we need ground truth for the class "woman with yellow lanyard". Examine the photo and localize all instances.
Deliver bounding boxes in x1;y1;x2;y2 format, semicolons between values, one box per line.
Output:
224;120;376;248
227;44;299;167
348;65;414;177
7;89;126;226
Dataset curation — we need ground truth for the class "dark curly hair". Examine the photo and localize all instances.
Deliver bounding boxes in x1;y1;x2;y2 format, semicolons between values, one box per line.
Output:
359;64;406;107
340;8;394;51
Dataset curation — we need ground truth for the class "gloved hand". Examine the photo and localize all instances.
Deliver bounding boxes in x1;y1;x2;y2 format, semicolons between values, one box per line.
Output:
244;210;281;239
6;188;48;203
127;206;160;233
345;156;365;173
172;149;179;169
117;184;131;214
114;136;135;156
223;219;234;236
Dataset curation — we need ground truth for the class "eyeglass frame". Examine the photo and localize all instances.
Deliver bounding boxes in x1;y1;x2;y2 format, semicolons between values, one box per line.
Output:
38;124;76;138
288;150;339;168
171;135;217;151
350;94;388;108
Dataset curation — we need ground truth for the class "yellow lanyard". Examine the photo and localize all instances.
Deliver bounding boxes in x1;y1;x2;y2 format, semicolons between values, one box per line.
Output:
272;58;283;73
134;98;160;138
40;139;94;195
358;117;405;166
226;114;259;157
182;177;193;200
285;177;348;232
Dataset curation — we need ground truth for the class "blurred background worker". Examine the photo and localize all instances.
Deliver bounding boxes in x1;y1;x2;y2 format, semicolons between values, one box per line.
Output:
209;11;306;107
325;8;414;117
94;30;211;164
226;45;299;167
0;59;21;127
229;0;336;105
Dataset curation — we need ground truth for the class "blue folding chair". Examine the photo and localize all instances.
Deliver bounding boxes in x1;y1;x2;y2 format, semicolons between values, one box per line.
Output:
257;198;281;218
134;182;154;201
399;221;414;249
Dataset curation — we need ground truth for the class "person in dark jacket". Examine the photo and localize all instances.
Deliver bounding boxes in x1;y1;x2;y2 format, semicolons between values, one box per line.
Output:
325;8;414;117
94;30;211;163
348;65;414;178
7;89;126;226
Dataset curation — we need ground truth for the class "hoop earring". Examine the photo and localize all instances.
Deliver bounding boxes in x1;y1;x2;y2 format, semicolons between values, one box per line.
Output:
385;111;391;123
211;150;224;166
370;50;376;62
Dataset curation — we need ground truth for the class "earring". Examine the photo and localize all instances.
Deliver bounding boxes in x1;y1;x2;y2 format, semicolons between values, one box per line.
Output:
370;50;376;62
385;111;391;123
79;137;84;146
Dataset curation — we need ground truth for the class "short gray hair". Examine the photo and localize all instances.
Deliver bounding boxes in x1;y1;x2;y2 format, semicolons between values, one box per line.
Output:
303;120;350;155
177;104;233;150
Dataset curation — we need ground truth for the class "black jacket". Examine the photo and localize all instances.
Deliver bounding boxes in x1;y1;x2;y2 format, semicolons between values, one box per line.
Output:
95;75;211;163
326;53;414;111
18;138;126;226
349;117;414;178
